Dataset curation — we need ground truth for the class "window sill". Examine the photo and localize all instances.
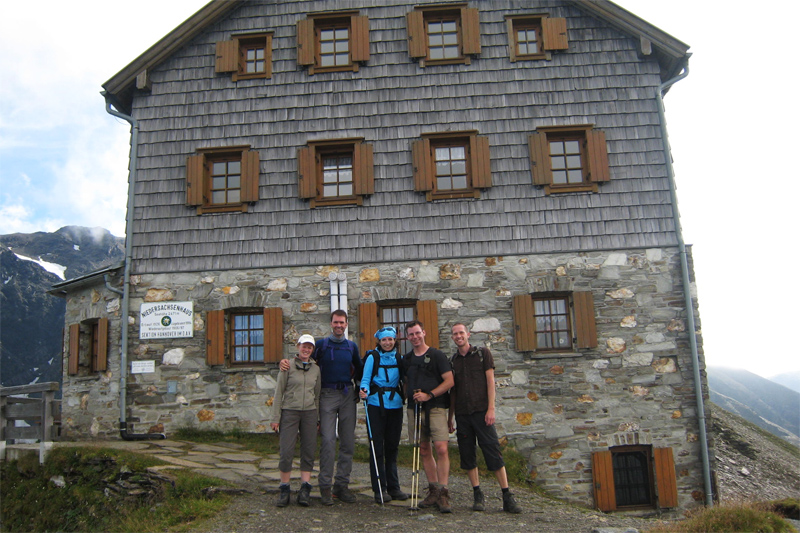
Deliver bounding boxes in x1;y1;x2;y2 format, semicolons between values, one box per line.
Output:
309;63;360;75
310;196;364;208
543;183;598;195
426;190;480;201
419;56;472;67
195;204;250;215
511;52;551;62
233;72;270;81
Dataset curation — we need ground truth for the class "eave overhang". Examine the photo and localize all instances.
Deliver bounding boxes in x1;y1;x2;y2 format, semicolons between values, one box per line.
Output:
48;261;125;298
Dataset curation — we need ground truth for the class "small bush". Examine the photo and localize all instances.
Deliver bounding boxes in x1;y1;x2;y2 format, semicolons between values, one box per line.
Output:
646;502;798;533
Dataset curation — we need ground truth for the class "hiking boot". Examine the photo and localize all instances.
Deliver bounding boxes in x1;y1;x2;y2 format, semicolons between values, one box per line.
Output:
374;491;392;504
437;486;452;513
503;491;522;514
276;484;290;507
320;486;333;506
418;484;439;508
388;488;409;501
472;488;485;511
297;482;312;507
333;484;357;503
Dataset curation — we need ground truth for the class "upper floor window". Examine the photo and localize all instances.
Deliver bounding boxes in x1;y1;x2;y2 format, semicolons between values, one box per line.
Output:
411;131;491;201
297;138;374;207
206;308;284;366
358;300;440;353
297;11;370;74
528;125;610;195
512;291;597;353
505;15;568;62
186;146;260;214
215;32;273;81
406;4;481;66
593;446;679;511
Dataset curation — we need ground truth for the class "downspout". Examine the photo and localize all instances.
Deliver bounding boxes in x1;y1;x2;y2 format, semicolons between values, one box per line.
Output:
338;273;348;338
102;92;166;441
656;58;713;506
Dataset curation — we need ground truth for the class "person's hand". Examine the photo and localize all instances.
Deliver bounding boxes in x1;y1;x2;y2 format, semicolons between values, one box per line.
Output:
359;388;368;400
271;422;279;432
278;359;290;372
448;419;455;433
413;390;432;403
485;407;496;426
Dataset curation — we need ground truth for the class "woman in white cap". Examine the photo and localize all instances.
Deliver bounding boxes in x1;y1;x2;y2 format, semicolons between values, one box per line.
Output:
359;326;409;503
271;334;321;507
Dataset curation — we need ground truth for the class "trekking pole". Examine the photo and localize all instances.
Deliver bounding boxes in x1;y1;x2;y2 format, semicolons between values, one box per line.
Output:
409;394;422;511
363;398;384;505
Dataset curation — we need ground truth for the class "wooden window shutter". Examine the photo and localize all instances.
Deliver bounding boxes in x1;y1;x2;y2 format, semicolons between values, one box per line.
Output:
68;323;80;375
654;447;679;508
96;318;109;372
215;39;239;73
542;17;569;51
406;10;427;59
461;7;481;55
358;302;379;349
512;294;536;352
470;135;492;189
351;15;370;63
206;310;225;366
506;19;518;62
528;132;552;186
186;154;205;206
262;307;283;363
586;129;610;183
297;146;317;199
240;150;260;203
592;450;617;512
573;291;598;349
411;138;433;192
415;300;439;350
297;18;315;66
353;142;374;196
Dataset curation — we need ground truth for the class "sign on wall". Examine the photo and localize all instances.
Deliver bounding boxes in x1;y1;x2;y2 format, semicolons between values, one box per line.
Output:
131;360;155;374
139;301;194;339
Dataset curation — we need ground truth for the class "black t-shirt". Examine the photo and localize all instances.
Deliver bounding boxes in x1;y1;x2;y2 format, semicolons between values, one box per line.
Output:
403;348;451;409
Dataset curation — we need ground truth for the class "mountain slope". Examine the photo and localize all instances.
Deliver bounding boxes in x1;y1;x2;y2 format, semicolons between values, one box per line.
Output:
0;227;124;388
708;366;800;445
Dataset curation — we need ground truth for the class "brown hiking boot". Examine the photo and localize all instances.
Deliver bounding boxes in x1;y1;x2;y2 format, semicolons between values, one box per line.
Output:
418;484;439;508
320;486;333;506
437;486;452;513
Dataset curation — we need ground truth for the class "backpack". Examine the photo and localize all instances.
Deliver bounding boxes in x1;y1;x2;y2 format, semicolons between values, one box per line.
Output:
403;350;449;406
449;345;485;377
363;349;404;410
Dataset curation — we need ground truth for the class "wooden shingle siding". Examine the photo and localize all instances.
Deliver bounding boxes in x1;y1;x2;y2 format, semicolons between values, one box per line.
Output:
128;0;681;274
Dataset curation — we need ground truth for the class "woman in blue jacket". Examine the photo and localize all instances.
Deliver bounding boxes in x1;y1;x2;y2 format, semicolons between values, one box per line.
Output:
359;327;409;503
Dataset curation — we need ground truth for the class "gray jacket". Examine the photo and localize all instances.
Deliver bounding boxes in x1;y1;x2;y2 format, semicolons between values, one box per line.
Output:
271;357;321;424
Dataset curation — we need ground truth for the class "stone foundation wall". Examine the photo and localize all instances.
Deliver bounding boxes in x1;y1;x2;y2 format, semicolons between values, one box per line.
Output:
60;246;709;510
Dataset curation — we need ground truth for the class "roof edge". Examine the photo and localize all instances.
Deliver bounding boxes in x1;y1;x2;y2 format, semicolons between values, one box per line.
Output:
48;260;125;297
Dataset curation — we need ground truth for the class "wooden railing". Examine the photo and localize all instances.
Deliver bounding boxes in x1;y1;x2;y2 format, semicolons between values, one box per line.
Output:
0;382;61;463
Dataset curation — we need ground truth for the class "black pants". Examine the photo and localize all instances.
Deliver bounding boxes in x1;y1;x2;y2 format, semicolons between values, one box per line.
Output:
365;404;403;493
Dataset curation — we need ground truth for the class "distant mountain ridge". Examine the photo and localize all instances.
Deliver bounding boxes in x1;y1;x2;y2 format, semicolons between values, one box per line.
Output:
707;366;800;446
0;226;124;388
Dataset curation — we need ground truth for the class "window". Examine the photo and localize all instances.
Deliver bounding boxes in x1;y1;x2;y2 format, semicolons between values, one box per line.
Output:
186;146;260;214
297;11;370;74
512;291;597;352
358;300;440;352
411;131;491;200
406;4;481;66
505;15;569;62
206;308;283;366
592;446;679;511
67;318;108;375
297;138;374;207
528;125;609;195
215;32;273;81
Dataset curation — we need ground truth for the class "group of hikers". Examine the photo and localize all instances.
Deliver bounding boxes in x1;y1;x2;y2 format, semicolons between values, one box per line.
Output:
270;309;523;514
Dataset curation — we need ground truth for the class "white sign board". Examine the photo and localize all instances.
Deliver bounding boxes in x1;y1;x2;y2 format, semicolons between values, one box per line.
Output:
131;360;155;374
139;301;194;339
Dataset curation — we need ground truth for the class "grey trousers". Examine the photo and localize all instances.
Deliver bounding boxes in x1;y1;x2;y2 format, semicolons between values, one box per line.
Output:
278;409;318;473
318;387;356;488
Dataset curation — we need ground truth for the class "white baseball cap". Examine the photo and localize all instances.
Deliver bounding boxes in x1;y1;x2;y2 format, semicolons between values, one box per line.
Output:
297;334;316;346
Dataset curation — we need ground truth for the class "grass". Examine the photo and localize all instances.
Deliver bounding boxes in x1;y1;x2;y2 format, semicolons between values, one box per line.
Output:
0;446;231;533
645;501;799;533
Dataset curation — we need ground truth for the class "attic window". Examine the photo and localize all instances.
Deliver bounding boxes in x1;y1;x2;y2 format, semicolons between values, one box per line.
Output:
186;146;260;214
215;32;273;81
528;125;610;195
297;11;370;74
506;15;569;61
406;4;481;66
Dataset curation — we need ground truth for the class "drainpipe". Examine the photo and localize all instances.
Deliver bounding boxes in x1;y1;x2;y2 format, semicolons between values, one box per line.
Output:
103;92;166;441
328;272;349;337
655;58;713;506
338;273;349;338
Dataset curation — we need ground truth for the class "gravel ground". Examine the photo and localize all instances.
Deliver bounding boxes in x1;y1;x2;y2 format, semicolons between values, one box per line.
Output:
192;462;668;533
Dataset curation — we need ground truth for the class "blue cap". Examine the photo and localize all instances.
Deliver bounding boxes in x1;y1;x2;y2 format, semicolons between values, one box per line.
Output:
374;326;397;340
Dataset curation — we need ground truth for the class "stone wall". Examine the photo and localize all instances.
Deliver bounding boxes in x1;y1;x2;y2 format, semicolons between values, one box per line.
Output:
60;245;709;510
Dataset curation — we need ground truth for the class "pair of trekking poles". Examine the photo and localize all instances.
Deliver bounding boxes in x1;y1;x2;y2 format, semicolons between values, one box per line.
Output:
361;391;424;510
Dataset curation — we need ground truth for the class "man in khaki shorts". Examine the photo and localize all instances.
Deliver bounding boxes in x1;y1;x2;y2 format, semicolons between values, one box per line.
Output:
403;320;454;512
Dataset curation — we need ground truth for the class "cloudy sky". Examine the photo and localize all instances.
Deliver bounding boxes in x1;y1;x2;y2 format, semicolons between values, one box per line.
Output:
1;1;797;380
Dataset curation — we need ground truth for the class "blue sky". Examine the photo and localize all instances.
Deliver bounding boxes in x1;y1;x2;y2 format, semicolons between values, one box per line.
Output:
1;1;798;380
